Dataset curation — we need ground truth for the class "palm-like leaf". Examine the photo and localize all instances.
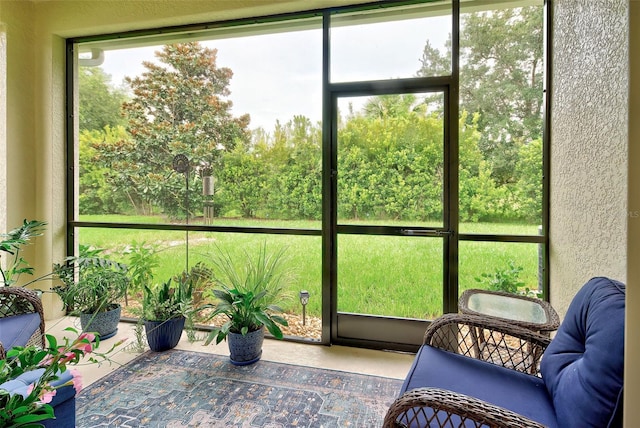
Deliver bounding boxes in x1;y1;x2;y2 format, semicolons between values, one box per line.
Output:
200;242;292;345
1;220;47;286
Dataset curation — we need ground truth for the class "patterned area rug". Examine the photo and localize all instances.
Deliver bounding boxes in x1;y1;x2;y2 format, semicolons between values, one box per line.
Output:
76;349;402;427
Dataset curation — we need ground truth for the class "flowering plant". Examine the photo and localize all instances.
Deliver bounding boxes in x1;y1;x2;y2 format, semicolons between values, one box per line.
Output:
0;328;123;427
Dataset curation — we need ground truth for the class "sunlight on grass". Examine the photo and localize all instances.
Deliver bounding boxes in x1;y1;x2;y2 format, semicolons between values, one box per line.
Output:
77;215;542;319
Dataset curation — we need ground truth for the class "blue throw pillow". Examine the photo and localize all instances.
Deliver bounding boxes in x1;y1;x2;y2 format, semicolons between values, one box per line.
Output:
540;277;625;428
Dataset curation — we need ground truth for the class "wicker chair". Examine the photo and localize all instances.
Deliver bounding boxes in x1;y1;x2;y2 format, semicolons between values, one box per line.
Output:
0;287;46;359
384;277;625;428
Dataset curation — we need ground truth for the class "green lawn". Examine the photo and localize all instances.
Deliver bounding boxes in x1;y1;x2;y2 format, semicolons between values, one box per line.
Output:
77;215;543;320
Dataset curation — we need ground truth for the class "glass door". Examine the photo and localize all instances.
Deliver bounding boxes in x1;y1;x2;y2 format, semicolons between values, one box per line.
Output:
331;91;452;350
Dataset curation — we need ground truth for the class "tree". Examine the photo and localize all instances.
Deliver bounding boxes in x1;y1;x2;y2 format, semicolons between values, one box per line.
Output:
362;94;426;120
78;67;127;132
337;98;445;222
265;116;322;220
417;6;544;186
513;138;543;222
119;42;250;219
79;126;135;214
216;141;268;218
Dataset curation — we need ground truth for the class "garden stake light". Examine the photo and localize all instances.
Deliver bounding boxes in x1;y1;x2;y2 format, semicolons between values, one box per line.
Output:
299;290;310;326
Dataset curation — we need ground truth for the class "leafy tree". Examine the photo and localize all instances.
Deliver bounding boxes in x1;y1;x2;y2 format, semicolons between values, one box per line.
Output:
417;40;450;77
78;67;127;132
265;116;322;220
217;141;268;218
362;94;426;120
338;98;445;222
417;6;543;186
513;138;543;222
79;126;135;214
119;42;250;219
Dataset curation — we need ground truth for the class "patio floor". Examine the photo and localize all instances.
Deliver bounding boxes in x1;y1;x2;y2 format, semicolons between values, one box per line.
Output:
45;317;415;388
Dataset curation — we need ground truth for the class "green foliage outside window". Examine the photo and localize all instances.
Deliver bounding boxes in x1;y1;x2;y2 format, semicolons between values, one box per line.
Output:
77;7;544;225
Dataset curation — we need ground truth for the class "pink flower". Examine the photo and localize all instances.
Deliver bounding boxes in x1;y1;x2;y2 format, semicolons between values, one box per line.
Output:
78;332;95;343
26;383;57;404
39;354;54;367
69;369;83;393
74;333;95;353
60;351;77;365
40;389;57;404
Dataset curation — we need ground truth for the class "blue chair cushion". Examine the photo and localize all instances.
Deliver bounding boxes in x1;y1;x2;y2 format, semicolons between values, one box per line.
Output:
0;312;41;350
540;277;625;428
0;368;76;428
0;368;76;406
401;345;557;427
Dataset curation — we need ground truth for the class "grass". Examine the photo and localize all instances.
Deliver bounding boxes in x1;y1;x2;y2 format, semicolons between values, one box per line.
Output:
77;214;543;320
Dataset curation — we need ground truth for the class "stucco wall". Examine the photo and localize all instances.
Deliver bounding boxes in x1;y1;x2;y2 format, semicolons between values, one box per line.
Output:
627;1;639;424
0;1;44;298
550;0;628;315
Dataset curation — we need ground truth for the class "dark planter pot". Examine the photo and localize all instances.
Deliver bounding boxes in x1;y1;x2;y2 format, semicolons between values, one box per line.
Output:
144;316;185;352
228;327;264;366
79;304;121;340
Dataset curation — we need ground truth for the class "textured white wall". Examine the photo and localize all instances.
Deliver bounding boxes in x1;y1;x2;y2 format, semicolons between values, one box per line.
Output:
627;1;639;424
550;0;628;315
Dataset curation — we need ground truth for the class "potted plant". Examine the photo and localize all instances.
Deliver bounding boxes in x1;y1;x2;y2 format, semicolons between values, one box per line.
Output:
142;275;194;352
0;328;123;427
53;247;129;340
201;244;291;366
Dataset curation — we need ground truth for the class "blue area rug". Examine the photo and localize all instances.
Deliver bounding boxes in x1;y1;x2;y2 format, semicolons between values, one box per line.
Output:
76;349;402;427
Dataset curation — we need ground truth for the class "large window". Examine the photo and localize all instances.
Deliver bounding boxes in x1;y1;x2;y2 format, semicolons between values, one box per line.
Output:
68;0;548;350
77;24;323;227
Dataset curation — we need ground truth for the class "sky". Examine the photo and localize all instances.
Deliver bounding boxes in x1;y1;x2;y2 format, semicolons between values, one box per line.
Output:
96;15;450;131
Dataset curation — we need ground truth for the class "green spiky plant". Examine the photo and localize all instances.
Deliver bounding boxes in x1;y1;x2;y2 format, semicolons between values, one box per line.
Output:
201;243;292;345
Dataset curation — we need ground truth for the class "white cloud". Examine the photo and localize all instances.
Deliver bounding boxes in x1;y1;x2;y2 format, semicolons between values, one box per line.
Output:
97;15;450;131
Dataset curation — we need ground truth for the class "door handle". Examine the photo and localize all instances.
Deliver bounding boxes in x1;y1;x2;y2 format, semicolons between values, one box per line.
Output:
400;229;453;237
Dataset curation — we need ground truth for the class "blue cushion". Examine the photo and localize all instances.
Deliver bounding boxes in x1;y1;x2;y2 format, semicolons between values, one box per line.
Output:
540;277;625;428
0;368;75;406
42;393;75;428
401;345;557;427
0;312;41;350
0;368;76;427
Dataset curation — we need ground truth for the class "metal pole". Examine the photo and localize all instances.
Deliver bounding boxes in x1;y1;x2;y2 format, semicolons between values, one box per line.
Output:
185;169;189;271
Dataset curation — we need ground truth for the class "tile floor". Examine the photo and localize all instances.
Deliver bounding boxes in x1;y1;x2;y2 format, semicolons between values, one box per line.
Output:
45;317;415;388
